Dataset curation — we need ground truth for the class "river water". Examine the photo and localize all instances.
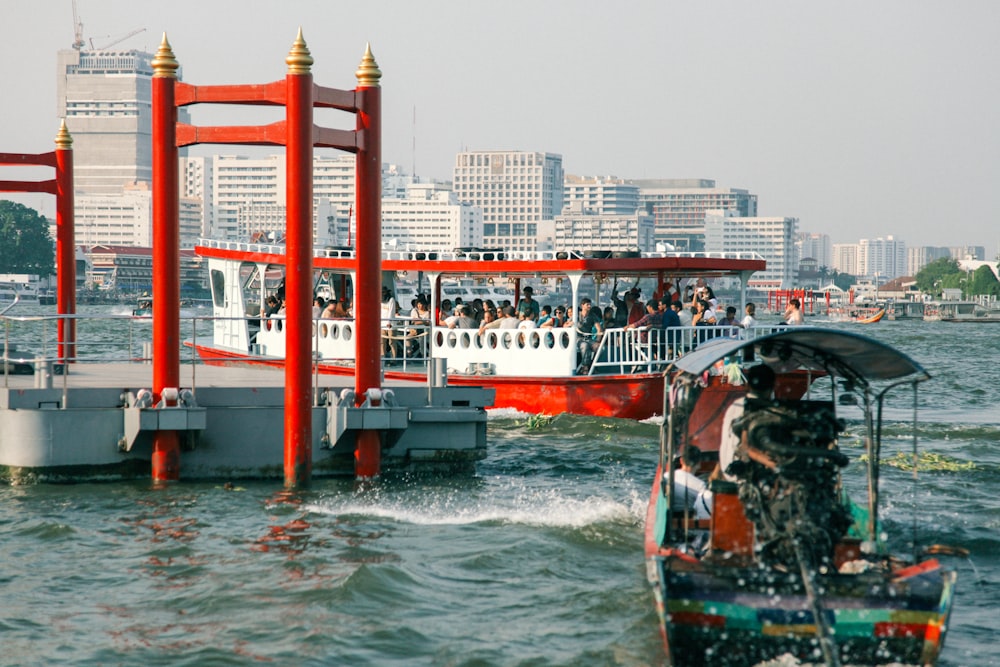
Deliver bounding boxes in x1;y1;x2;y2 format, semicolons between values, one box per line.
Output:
0;310;997;666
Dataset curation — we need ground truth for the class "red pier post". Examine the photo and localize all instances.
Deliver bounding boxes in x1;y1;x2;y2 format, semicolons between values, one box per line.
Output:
54;122;76;363
0;126;76;362
353;45;383;478
283;33;315;488
150;36;181;482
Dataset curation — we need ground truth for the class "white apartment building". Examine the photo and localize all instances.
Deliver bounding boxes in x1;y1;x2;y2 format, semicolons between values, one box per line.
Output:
382;183;483;252
452;150;564;251
71;182;203;248
553;202;654;253
832;244;859;277
563;175;639;215
704;210;798;289
858;235;907;282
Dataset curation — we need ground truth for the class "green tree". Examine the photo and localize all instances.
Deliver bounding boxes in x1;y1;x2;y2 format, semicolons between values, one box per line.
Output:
970;265;1000;297
914;257;960;296
0;200;55;275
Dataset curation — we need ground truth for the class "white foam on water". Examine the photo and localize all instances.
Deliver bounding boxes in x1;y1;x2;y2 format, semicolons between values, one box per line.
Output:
306;478;644;529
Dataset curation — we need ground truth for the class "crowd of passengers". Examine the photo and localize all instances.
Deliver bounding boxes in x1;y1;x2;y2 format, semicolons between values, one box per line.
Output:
261;276;807;369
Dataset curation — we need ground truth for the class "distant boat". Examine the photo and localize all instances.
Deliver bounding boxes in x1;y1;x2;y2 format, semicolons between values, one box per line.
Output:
855;307;885;324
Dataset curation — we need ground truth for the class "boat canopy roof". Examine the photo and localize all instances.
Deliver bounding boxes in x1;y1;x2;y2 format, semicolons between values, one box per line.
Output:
196;239;765;279
673;328;930;387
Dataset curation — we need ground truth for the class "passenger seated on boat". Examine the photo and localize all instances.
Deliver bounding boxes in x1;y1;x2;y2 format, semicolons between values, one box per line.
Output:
312;296;325;319
537;304;554;327
479;304;517;336
446;303;477;329
261;295;281;318
437;299;454;326
719;364;775;482
625;297;663;345
668;445;713;520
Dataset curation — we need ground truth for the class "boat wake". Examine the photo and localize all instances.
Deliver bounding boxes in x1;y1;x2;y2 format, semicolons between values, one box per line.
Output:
306;479;645;529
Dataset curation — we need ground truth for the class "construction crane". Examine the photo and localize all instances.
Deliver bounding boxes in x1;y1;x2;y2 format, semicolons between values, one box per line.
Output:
90;27;146;51
71;0;85;50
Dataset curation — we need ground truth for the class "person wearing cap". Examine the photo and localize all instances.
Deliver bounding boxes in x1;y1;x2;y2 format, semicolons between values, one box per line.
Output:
516;285;540;320
718;364;776;482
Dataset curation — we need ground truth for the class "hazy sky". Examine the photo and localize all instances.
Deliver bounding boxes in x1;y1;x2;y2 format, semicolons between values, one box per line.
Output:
2;0;998;253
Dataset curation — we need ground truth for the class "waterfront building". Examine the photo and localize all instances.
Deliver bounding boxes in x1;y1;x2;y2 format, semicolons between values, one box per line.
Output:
381;183;483;252
563;175;639;216
704;210;797;289
553;201;655;253
85;245;204;293
452;150;564;251
625;179;758;251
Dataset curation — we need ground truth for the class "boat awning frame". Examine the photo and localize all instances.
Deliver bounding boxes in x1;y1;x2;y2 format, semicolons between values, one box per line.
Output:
671;328;930;388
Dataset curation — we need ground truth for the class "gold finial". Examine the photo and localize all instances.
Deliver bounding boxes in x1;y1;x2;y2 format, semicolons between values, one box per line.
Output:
355;43;381;88
286;28;313;74
54;119;73;150
151;33;179;78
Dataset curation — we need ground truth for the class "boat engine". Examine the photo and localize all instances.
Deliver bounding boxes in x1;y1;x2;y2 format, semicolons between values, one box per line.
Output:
728;399;853;569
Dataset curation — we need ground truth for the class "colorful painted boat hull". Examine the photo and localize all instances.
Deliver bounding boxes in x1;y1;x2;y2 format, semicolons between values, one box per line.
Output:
644;470;955;666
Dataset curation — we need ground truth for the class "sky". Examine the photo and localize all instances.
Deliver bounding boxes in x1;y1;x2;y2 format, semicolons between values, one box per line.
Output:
2;0;998;254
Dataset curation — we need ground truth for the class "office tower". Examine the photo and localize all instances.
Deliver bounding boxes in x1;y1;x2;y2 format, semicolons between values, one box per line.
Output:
452;150;564;250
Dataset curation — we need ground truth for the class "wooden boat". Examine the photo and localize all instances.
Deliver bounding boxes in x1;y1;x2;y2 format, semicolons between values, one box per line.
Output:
856;307;886;324
192;239;813;420
645;329;957;666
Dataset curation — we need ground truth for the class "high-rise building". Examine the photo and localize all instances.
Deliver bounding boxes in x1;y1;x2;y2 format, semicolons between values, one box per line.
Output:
562;175;639;215
57;48;190;195
452;150;564;251
832;243;859;277
858;235;906;281
704;210;797;288
796;233;832;269
626;179;757;251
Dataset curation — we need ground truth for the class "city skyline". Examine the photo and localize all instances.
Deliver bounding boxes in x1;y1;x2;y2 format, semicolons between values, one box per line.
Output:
1;0;997;254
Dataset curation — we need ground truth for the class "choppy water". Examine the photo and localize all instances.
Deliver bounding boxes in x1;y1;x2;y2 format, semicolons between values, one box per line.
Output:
1;309;997;666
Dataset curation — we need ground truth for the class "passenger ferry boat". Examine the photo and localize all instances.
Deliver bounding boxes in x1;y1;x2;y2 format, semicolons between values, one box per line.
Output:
192;240;810;420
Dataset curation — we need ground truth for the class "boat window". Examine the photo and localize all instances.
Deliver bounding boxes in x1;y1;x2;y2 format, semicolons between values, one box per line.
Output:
210;269;226;307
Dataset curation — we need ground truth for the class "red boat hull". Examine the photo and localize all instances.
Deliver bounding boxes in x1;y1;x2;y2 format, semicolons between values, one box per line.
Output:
192;344;813;423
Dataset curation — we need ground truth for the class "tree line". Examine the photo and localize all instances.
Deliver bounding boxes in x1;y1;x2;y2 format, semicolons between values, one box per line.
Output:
0;200;55;275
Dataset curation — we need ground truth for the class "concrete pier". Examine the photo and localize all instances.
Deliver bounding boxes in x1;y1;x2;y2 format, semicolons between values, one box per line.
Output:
0;363;491;483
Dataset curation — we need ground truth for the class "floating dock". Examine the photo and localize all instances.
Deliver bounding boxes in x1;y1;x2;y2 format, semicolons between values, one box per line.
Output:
0;361;491;484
